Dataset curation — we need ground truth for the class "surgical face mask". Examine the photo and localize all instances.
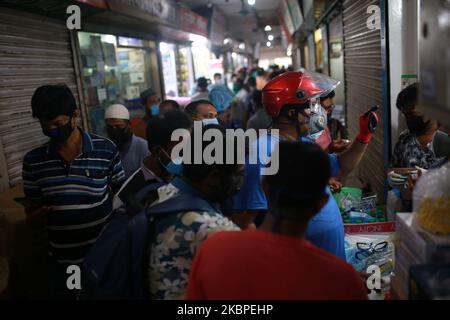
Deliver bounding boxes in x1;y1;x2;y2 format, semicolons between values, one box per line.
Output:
43;119;74;143
202;118;219;126
149;104;159;116
107;126;132;148
159;148;182;175
308;101;328;139
406;115;430;135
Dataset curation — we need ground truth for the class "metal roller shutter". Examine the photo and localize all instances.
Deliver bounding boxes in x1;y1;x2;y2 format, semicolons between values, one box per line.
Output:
342;0;385;201
0;8;81;187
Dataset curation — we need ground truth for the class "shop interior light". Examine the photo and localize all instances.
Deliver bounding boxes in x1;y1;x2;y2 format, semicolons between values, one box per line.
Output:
102;34;117;45
266;41;271;47
159;42;169;53
268;35;274;41
264;25;272;32
223;38;231;45
248;0;256;5
239;43;245;50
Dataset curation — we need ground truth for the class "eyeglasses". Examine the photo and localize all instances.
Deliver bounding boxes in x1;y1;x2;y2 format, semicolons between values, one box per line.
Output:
355;241;388;261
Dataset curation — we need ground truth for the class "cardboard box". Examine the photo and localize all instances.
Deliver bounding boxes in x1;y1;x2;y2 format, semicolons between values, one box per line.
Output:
396;213;450;262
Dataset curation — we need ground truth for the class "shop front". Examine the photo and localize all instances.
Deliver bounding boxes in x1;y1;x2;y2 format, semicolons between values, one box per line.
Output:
76;32;160;136
159;41;195;105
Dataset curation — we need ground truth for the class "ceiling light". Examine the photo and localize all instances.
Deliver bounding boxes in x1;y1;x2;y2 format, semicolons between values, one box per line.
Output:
239;43;245;50
266;41;271;47
248;0;256;5
268;35;274;41
264;25;272;32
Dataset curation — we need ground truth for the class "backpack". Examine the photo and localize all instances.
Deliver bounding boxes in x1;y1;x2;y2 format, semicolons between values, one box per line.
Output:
81;182;219;300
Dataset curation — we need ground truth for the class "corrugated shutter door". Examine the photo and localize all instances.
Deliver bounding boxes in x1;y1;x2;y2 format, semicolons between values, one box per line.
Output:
343;0;385;201
0;8;80;186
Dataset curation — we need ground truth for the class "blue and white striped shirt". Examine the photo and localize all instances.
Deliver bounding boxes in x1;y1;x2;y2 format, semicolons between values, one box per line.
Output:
22;128;126;265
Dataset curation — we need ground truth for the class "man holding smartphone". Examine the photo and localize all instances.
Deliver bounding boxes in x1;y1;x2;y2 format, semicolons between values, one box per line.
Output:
22;85;125;299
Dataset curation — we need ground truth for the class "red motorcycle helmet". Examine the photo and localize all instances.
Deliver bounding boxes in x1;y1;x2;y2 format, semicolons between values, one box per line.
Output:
262;71;339;118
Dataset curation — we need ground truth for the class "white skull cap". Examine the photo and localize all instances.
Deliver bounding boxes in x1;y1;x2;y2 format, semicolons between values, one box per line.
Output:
105;104;130;120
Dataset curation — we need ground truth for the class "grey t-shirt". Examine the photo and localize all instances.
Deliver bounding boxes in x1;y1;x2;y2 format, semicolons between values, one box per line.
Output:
247;109;272;130
119;135;150;178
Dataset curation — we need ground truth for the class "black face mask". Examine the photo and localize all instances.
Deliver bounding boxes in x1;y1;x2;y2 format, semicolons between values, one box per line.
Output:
107;126;132;148
406;115;431;135
43;120;74;143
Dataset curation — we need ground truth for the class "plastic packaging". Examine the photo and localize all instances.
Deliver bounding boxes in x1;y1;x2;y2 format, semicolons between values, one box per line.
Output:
413;162;450;235
345;233;395;299
386;189;402;221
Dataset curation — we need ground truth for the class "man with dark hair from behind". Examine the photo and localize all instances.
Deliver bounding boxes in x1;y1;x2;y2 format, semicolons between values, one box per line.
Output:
186;141;368;300
23;84;126;299
191;77;210;101
147;124;243;299
246;90;272;130
159;99;180;114
113;109;192;209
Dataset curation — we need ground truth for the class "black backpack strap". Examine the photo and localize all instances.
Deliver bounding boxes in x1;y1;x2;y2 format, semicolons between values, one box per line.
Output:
123;181;166;216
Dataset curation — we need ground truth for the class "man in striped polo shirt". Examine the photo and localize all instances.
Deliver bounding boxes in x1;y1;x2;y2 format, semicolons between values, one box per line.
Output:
22;85;126;299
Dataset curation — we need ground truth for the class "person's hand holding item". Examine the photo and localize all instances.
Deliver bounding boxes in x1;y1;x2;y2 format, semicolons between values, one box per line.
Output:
387;170;409;188
405;166;426;191
329;177;343;193
356;107;380;144
332;139;352;153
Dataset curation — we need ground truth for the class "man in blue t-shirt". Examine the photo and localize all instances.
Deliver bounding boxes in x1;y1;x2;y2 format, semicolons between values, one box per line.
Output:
233;71;379;260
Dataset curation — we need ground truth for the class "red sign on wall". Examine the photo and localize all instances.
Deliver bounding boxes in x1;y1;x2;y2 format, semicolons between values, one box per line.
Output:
179;7;208;38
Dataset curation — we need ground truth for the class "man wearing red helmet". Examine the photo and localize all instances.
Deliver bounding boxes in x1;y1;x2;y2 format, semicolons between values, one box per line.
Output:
233;71;379;259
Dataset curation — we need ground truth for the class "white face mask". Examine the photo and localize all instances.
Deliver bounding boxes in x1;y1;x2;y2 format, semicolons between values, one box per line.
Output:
202;118;219;126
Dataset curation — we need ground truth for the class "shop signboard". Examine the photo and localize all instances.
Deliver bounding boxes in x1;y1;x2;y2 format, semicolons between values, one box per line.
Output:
108;0;176;25
286;0;303;32
179;7;209;38
118;36;144;47
209;6;226;45
281;0;295;36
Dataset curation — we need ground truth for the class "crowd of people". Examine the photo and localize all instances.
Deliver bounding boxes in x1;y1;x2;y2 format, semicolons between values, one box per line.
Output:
20;65;449;300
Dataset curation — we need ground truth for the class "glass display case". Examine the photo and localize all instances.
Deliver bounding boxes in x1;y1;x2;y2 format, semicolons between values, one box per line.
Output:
77;32;159;135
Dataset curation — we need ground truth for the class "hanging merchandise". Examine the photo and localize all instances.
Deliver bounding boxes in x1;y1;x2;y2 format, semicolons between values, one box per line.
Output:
413;162;450;235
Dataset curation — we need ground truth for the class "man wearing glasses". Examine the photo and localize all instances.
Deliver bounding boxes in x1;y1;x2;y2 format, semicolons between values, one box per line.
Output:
318;90;350;153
